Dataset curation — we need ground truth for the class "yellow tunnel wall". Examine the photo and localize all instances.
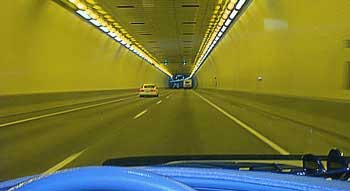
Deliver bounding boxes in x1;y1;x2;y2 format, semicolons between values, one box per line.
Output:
0;0;167;95
196;0;350;100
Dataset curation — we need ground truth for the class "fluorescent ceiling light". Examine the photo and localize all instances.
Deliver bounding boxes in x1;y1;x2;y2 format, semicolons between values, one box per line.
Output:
89;19;101;26
115;36;122;42
221;26;227;33
236;0;247;10
229;10;238;20
76;10;91;20
108;32;116;37
218;31;223;37
120;40;127;45
224;19;232;26
99;26;109;33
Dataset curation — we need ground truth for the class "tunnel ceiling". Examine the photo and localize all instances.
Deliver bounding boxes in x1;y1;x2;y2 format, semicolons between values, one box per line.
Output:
93;0;218;75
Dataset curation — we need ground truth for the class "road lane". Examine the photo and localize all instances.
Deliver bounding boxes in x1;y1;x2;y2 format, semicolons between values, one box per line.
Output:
0;92;138;125
0;90;173;180
192;90;290;155
133;109;148;119
2;88;342;181
66;90;275;170
0;96;135;128
0;90;137;118
196;89;350;155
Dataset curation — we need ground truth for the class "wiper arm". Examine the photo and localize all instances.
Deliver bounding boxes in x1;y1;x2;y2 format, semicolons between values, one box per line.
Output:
161;161;302;174
302;149;350;181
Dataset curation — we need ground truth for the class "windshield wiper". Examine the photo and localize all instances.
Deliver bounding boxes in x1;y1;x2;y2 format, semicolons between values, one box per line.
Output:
158;161;303;174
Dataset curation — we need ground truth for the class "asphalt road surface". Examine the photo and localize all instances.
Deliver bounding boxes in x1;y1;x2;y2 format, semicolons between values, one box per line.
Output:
1;89;348;180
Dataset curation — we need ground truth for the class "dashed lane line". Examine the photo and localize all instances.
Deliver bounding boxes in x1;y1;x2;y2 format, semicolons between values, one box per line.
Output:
133;109;148;119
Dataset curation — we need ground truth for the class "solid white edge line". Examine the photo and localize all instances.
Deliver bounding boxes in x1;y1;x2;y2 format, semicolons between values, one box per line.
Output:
192;90;290;155
43;148;87;175
156;100;162;104
133;109;148;119
0;96;136;128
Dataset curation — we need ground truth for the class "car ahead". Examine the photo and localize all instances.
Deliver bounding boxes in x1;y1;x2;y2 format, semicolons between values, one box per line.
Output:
139;84;159;97
183;79;192;89
1;149;349;191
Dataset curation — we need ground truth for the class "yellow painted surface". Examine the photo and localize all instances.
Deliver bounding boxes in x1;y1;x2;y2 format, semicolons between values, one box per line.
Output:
197;0;350;100
0;0;167;95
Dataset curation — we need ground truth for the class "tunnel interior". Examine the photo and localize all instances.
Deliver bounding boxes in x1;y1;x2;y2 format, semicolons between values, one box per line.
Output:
1;0;350;184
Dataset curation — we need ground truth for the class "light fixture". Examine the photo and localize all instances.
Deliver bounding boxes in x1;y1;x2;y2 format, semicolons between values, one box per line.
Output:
99;26;109;33
76;10;91;19
76;3;86;10
97;18;107;26
89;19;101;26
115;36;122;42
224;18;232;26
86;9;98;19
221;26;227;32
227;1;235;10
108;32;116;37
235;0;247;10
218;31;223;37
189;0;251;78
64;0;173;78
222;10;230;19
229;10;238;19
218;19;225;27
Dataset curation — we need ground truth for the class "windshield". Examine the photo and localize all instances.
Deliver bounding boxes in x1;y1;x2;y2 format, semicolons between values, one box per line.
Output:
1;0;350;182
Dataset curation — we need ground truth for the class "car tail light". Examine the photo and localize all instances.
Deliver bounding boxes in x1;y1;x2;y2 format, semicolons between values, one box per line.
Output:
151;89;156;92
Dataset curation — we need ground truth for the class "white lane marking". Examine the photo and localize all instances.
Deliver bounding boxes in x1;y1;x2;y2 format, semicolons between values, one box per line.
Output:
156;100;162;105
166;95;170;99
43;149;87;175
0;96;135;128
133;109;148;119
192;90;290;155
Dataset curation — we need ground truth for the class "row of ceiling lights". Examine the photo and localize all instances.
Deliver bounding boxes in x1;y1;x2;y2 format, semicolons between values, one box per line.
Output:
64;0;173;77
193;0;226;63
189;0;249;78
